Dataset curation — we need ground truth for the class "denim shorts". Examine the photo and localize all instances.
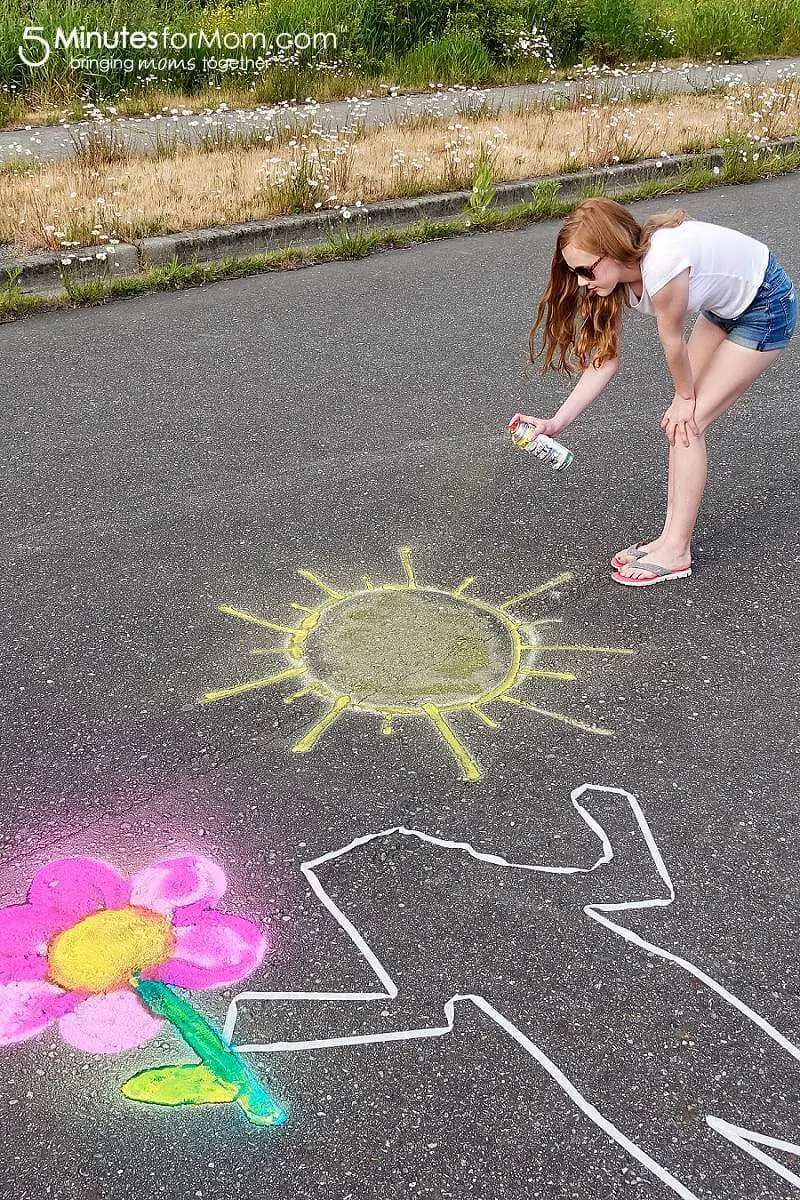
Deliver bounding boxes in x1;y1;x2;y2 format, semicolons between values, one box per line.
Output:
701;252;797;351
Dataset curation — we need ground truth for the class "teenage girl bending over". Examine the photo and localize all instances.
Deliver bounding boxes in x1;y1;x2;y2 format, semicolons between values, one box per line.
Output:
510;198;797;586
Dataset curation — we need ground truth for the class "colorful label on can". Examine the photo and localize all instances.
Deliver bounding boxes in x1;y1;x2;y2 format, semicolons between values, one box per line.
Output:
511;424;573;470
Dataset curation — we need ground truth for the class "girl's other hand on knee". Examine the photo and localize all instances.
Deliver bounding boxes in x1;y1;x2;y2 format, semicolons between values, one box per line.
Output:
660;395;700;447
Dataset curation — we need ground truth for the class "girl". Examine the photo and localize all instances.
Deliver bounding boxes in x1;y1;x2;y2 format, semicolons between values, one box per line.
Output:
510;198;797;586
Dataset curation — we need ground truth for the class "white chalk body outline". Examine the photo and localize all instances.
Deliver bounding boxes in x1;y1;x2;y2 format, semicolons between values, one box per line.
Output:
223;785;800;1198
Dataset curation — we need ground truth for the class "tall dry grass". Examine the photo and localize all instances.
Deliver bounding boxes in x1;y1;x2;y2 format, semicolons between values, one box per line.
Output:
1;79;798;253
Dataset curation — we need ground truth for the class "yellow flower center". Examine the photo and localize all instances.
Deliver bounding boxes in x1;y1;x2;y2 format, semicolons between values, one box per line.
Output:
47;906;175;993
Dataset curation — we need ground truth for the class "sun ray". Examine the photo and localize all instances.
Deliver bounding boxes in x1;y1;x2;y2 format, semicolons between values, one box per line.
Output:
525;644;637;655
468;705;499;730
297;569;347;601
284;683;329;705
498;694;614;736
519;667;578;681
218;605;300;635
292;695;352;753
200;666;305;705
399;546;417;590
498;571;574;610
421;703;481;782
452;576;475;597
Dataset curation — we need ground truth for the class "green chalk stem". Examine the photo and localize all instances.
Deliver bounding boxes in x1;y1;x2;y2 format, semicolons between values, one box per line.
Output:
131;976;287;1126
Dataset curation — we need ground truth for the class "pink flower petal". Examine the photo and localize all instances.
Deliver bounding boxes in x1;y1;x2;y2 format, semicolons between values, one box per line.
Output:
28;858;130;920
130;856;227;919
153;912;266;990
0;980;77;1044
59;990;163;1054
0;903;66;983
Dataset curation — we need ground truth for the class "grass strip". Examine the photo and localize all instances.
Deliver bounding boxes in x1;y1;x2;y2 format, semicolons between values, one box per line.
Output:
3;141;799;323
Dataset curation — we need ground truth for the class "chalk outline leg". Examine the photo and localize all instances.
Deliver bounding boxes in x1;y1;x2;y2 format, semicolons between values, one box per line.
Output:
705;1117;800;1188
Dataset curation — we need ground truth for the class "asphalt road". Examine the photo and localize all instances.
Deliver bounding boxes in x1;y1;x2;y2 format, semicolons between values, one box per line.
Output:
1;55;799;166
1;177;799;1199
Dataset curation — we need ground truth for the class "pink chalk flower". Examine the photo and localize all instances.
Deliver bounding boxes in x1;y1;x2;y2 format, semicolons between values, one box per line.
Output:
0;856;267;1054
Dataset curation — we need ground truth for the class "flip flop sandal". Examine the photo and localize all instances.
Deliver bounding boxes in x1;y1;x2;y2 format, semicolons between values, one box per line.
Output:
612;559;692;587
610;543;648;570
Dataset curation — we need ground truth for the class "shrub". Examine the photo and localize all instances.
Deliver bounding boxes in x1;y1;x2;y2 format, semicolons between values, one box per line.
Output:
514;0;588;66
389;26;495;84
581;0;648;62
356;0;518;67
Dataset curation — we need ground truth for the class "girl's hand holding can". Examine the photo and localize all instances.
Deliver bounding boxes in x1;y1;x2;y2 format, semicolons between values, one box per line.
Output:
508;413;559;437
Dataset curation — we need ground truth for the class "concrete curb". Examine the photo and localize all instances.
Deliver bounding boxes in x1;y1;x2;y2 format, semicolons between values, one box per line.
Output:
5;135;800;297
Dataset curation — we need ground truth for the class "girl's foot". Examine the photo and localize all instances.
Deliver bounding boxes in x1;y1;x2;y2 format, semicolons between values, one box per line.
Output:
610;539;659;569
612;558;692;587
613;542;691;582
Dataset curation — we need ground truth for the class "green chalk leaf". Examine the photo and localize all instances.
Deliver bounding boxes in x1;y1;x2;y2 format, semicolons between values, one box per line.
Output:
237;1088;289;1126
121;1063;240;1107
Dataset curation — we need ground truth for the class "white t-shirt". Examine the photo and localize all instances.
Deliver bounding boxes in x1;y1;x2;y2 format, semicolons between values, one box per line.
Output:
625;220;769;319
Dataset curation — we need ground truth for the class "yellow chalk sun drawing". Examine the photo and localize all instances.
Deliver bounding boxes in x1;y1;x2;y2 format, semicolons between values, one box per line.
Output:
199;547;635;782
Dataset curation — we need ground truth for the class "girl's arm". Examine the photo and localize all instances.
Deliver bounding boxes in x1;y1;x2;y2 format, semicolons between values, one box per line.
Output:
551;355;620;432
510;357;619;438
511;314;622;436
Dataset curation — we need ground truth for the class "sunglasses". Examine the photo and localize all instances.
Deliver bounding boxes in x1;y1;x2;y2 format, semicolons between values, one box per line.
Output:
565;254;604;281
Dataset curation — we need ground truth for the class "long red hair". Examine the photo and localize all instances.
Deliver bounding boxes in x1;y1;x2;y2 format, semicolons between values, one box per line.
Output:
530;197;690;375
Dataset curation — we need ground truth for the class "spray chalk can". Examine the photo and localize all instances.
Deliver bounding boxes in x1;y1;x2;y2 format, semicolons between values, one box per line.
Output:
510;419;573;470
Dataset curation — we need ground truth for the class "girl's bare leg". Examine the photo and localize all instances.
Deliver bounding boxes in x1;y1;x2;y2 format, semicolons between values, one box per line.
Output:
615;314;727;562
617;339;783;578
